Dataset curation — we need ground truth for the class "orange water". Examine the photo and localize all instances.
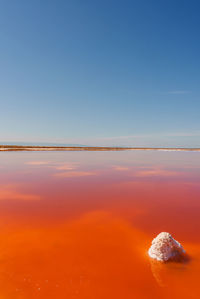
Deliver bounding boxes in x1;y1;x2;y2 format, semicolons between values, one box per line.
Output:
0;151;200;298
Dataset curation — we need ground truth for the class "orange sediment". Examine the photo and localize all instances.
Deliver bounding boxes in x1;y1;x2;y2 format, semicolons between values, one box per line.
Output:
0;151;200;298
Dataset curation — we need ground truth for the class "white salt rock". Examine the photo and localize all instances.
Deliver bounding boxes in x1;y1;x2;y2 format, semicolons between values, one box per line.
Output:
148;232;185;262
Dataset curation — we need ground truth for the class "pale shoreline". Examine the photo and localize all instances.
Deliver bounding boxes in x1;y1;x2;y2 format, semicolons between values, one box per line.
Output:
0;145;200;152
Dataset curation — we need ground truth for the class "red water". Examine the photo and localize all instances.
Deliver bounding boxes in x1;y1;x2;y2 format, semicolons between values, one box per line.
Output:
0;151;200;298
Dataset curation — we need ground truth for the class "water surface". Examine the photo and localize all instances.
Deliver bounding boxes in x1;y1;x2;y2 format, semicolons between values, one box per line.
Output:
0;151;200;298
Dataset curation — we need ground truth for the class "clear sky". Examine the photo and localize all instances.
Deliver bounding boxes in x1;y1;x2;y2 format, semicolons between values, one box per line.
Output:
0;0;200;147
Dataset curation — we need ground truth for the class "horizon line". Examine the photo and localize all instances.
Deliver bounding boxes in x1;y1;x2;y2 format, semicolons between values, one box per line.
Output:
0;145;200;152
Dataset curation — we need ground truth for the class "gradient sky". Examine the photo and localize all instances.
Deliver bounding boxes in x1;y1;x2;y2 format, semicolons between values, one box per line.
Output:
0;0;200;146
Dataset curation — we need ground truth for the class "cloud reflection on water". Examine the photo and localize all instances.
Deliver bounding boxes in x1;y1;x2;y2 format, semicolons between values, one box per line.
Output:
135;168;181;177
54;171;96;178
0;184;41;201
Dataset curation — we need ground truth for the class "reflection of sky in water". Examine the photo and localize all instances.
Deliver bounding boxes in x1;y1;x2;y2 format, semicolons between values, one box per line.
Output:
0;151;200;298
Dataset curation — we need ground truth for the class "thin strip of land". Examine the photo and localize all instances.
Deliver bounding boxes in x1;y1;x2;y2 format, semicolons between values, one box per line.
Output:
0;145;200;152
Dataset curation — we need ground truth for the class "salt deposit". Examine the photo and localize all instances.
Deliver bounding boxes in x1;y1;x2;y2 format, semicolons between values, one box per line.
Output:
148;232;185;262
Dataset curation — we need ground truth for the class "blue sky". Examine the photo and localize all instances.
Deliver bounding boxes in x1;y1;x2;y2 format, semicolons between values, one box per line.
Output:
0;0;200;146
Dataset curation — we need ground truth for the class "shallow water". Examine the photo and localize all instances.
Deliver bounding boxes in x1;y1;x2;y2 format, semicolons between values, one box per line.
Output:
0;150;200;298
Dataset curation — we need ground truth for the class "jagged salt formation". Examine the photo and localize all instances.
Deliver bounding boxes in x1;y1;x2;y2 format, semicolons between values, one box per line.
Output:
148;232;185;262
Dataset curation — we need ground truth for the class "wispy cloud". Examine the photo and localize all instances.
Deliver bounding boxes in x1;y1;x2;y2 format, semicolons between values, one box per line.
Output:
84;131;200;146
167;90;191;95
15;130;200;148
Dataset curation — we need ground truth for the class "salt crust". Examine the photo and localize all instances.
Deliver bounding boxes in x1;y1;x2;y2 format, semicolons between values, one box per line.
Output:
148;232;185;262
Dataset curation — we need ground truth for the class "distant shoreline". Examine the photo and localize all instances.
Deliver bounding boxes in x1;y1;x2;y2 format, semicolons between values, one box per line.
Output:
0;145;200;152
